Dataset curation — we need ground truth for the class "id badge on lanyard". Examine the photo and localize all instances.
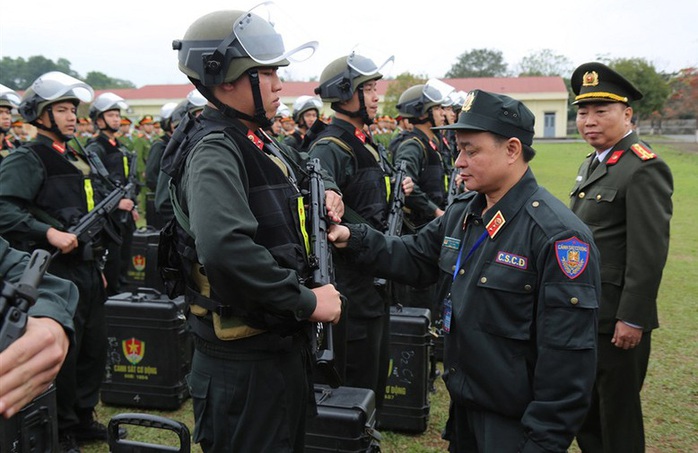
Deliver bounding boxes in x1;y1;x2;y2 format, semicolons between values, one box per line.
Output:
442;230;488;333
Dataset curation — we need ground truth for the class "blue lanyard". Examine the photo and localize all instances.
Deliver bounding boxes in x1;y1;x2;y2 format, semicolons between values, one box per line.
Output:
452;231;488;282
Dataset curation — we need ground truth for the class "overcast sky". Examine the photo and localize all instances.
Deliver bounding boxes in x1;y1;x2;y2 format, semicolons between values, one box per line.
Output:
3;0;697;88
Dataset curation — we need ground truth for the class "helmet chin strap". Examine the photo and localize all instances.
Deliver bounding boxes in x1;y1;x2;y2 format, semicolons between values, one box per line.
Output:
191;70;271;129
35;107;73;142
331;85;373;125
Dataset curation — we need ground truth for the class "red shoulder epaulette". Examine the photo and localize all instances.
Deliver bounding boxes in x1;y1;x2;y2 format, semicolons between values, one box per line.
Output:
630;143;656;161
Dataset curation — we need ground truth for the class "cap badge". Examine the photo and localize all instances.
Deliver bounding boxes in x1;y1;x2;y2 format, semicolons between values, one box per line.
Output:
582;71;599;87
462;91;476;112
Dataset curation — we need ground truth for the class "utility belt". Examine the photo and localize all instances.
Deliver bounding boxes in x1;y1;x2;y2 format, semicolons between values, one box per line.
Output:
189;313;310;360
186;286;266;342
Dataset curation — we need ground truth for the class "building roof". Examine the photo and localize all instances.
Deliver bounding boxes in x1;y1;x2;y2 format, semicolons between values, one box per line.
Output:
96;76;567;101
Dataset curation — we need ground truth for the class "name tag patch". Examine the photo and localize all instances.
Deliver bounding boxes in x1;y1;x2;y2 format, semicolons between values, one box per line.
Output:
495;251;528;269
443;237;461;250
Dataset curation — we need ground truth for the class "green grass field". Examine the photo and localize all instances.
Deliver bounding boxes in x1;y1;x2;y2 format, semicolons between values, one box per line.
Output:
87;140;698;452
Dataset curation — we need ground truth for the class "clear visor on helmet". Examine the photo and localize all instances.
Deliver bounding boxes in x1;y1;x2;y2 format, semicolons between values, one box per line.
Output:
0;84;21;107
276;102;291;118
293;95;322;112
423;78;455;104
186;89;208;108
31;71;94;103
346;44;395;76
235;1;318;65
160;102;178;119
452;90;468;108
94;92;129;112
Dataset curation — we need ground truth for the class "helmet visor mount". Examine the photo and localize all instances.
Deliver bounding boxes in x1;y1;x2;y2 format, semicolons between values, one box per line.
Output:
423;78;455;104
32;71;94;104
235;2;318;65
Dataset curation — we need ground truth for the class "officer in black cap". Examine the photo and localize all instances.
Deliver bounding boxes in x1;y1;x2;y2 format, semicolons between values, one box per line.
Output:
569;62;674;453
329;89;601;452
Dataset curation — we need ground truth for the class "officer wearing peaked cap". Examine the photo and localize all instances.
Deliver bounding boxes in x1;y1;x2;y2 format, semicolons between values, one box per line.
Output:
329;89;601;452
569;62;674;453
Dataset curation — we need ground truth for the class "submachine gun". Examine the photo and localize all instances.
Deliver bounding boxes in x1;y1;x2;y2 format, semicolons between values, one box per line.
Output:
373;160;408;298
0;249;58;452
306;158;342;389
51;181;133;260
0;249;52;351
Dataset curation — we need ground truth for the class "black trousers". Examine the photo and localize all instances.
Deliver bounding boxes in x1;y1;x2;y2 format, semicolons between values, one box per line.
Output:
50;257;107;430
576;332;652;453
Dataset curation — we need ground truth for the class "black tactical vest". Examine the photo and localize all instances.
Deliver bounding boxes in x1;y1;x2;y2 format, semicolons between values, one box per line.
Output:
28;141;93;229
161;114;311;334
312;124;389;230
89;134;128;186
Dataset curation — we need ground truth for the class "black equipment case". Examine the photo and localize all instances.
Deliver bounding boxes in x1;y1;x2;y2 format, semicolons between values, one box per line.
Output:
101;289;192;410
378;305;432;433
0;385;58;453
108;413;191;453
305;384;381;452
123;226;163;293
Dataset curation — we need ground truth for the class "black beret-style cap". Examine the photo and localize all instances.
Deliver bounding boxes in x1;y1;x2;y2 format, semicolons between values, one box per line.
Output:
434;89;535;146
571;62;643;105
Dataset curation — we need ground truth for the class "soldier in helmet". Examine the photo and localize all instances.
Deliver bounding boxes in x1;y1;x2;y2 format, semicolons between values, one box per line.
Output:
307;51;413;410
0;71;123;452
150;90;207;227
0;84;22;158
283;95;322;151
165;6;343;451
85;92;140;295
394;79;455;228
390;80;455;315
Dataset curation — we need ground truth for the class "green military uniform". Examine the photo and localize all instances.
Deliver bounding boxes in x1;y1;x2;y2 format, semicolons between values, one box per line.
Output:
166;107;341;452
393;128;448;228
568;62;674;453
308;117;392;408
0;134;108;436
341;168;600;452
0;235;77;339
86;132;137;295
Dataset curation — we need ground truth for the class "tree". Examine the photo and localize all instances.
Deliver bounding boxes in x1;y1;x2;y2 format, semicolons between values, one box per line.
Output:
0;55;134;90
605;58;670;120
663;67;698;120
382;72;427;118
445;49;508;78
84;71;135;90
517;49;573;77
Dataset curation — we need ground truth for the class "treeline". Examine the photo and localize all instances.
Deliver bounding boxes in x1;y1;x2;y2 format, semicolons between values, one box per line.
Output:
2;50;696;122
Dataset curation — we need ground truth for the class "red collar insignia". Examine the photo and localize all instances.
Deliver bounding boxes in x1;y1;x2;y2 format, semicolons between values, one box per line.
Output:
354;128;366;144
51;142;66;154
606;150;625;166
247;130;264;150
485;210;506;239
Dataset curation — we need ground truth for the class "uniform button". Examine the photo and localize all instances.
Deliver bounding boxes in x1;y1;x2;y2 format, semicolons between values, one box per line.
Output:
570;297;579;305
449;368;456;374
473;219;480;225
451;265;456;271
578;192;585;199
524;284;532;292
480;277;487;284
531;201;540;208
596;194;602;201
458;269;465;275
